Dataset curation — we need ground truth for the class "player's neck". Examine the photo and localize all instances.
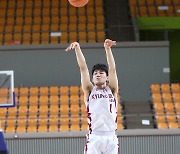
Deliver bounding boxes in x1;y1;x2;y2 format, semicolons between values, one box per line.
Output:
95;84;107;89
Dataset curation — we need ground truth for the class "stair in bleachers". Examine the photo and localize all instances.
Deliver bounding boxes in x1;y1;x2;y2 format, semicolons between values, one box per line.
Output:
104;0;135;41
124;101;154;129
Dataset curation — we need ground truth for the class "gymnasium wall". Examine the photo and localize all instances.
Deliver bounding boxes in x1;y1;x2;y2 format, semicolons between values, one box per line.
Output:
137;17;180;81
0;41;169;101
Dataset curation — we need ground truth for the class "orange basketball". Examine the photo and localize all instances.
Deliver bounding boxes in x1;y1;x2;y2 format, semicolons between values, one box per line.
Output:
68;0;89;7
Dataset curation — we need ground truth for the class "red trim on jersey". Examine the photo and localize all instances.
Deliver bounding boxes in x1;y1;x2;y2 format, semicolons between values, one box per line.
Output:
87;104;92;134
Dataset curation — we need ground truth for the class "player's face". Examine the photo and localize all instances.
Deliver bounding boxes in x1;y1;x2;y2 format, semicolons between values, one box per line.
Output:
92;70;108;86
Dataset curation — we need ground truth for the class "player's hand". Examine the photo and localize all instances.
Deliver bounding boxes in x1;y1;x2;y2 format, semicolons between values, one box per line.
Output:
65;42;80;51
104;39;116;48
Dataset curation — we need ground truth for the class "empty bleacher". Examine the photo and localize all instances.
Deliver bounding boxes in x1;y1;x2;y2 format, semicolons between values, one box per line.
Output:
0;0;106;45
150;83;180;129
0;85;124;133
129;0;180;18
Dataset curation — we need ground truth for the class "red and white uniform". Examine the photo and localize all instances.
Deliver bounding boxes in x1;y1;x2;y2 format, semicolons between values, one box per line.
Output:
84;86;119;154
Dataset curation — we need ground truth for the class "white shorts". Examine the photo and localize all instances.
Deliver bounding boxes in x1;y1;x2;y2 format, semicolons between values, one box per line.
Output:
84;132;119;154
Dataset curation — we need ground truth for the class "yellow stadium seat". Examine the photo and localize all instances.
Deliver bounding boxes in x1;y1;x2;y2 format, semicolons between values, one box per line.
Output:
39;96;49;106
70;118;80;131
88;31;96;42
0;9;6;17
42;16;50;25
157;122;168;129
162;93;172;102
164;102;174;113
151;84;161;93
173;93;180;102
69;23;77;32
80;104;87;116
0;108;7;117
117;123;124;130
5;26;13;33
153;103;164;114
60;86;69;95
18;96;28;106
60;95;69;105
29;96;38;106
49;105;59;117
69;86;79;95
69;7;77;15
0;119;6;130
24;17;32;25
139;6;148;17
16;119;27;133
70;95;79;105
28;106;38;118
175;103;180;113
70;104;80;116
8;107;18;118
97;31;105;42
166;114;176;123
14;25;22;33
96;23;104;31
80;118;88;131
43;0;51;8
39;105;49;117
24;9;32;17
69;16;77;24
33;17;41;25
148;6;157;17
0;18;5;26
60;105;69;116
48;118;59;132
49;86;59;95
42;8;50;16
78;16;86;23
171;83;180;93
77;7;85;16
51;16;60;24
6;119;16;133
32;33;40;44
41;33;49;44
39;87;49;96
4;34;13;44
25;1;33;8
49;96;59;106
17;1;24;9
78;31;86;43
23;33;31;44
60;118;69;131
155;115;166;123
0;88;8;97
33;8;41;17
87;23;95;31
38;119;48;132
161;84;170;93
95;7;103;15
152;93;162;102
168;122;179;129
18;106;28;118
32;25;41;33
27;119;37;132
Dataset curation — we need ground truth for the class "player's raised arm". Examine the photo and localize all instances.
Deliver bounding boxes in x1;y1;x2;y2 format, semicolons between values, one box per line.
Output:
65;42;93;99
104;39;118;96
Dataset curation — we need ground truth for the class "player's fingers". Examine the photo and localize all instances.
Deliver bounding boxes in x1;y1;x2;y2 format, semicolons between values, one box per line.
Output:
65;46;70;51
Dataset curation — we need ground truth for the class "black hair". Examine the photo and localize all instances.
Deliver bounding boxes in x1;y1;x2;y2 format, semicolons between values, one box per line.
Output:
92;64;108;76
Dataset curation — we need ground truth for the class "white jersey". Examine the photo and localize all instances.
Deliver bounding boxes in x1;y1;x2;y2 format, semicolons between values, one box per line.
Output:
85;86;118;133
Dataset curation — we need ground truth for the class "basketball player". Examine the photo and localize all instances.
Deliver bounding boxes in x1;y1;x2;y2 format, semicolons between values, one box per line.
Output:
65;39;119;154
